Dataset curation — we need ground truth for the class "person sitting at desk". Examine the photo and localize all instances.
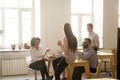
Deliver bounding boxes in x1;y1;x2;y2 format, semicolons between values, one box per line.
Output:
72;38;98;80
29;37;50;80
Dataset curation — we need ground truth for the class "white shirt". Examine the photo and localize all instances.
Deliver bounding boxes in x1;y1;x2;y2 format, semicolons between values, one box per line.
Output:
30;47;44;63
88;32;99;48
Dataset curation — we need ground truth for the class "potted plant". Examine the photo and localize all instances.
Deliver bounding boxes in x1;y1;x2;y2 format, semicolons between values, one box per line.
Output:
11;44;16;50
24;42;30;49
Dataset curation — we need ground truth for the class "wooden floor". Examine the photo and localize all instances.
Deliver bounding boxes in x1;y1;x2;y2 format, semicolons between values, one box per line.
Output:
0;72;112;80
0;74;40;80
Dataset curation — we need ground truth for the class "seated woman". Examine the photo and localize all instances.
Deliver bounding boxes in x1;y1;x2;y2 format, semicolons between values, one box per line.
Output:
29;37;50;80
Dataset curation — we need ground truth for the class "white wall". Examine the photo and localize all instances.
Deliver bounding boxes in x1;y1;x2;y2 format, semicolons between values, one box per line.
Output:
41;0;71;53
103;0;118;49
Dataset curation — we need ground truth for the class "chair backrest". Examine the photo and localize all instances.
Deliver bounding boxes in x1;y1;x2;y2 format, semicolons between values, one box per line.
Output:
90;59;102;78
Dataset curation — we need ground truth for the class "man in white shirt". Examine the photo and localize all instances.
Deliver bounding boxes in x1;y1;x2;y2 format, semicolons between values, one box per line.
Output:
87;23;99;51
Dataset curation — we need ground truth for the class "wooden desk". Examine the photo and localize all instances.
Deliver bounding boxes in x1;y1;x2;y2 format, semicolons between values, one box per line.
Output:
47;56;56;73
67;60;90;80
47;55;58;73
97;52;115;78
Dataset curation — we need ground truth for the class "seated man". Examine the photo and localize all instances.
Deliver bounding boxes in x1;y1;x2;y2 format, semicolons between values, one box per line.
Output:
72;38;98;80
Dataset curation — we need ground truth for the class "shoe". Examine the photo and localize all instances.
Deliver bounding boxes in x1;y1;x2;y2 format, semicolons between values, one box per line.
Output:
46;75;53;80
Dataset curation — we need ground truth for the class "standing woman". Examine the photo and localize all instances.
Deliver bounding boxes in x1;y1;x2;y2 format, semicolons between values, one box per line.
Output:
52;23;77;80
29;37;50;80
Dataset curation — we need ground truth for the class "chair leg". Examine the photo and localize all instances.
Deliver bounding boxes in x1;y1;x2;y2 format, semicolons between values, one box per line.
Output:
104;61;107;71
35;71;37;80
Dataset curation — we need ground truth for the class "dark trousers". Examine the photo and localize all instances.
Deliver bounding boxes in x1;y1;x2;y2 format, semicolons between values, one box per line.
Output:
72;67;96;80
29;60;49;80
52;56;68;80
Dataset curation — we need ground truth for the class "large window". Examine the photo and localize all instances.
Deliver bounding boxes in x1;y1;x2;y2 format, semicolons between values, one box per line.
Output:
71;0;103;48
0;0;40;48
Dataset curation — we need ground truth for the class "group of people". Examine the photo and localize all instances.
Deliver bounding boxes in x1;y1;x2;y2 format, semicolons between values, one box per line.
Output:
29;23;99;80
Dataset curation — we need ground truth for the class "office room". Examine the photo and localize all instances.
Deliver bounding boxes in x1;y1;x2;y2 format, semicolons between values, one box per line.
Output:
0;0;119;80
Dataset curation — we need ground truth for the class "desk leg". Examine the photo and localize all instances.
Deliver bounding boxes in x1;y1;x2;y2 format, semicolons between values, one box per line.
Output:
47;60;51;73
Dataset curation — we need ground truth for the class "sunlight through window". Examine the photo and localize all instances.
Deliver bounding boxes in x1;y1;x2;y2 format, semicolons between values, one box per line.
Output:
0;0;41;48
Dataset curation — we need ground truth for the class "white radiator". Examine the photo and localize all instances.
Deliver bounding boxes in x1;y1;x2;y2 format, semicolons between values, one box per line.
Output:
2;58;28;76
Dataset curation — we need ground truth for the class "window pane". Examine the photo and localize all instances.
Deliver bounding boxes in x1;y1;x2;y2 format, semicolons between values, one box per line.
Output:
22;11;31;19
4;9;18;47
22;20;31;26
22;22;31;43
22;27;31;43
5;9;18;19
4;0;19;7
20;0;32;8
22;11;31;43
71;0;92;13
71;16;82;46
5;19;18;47
0;0;3;7
81;16;91;39
71;16;79;38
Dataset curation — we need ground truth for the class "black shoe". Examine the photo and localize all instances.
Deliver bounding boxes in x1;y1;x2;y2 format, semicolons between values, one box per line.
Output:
47;75;53;80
